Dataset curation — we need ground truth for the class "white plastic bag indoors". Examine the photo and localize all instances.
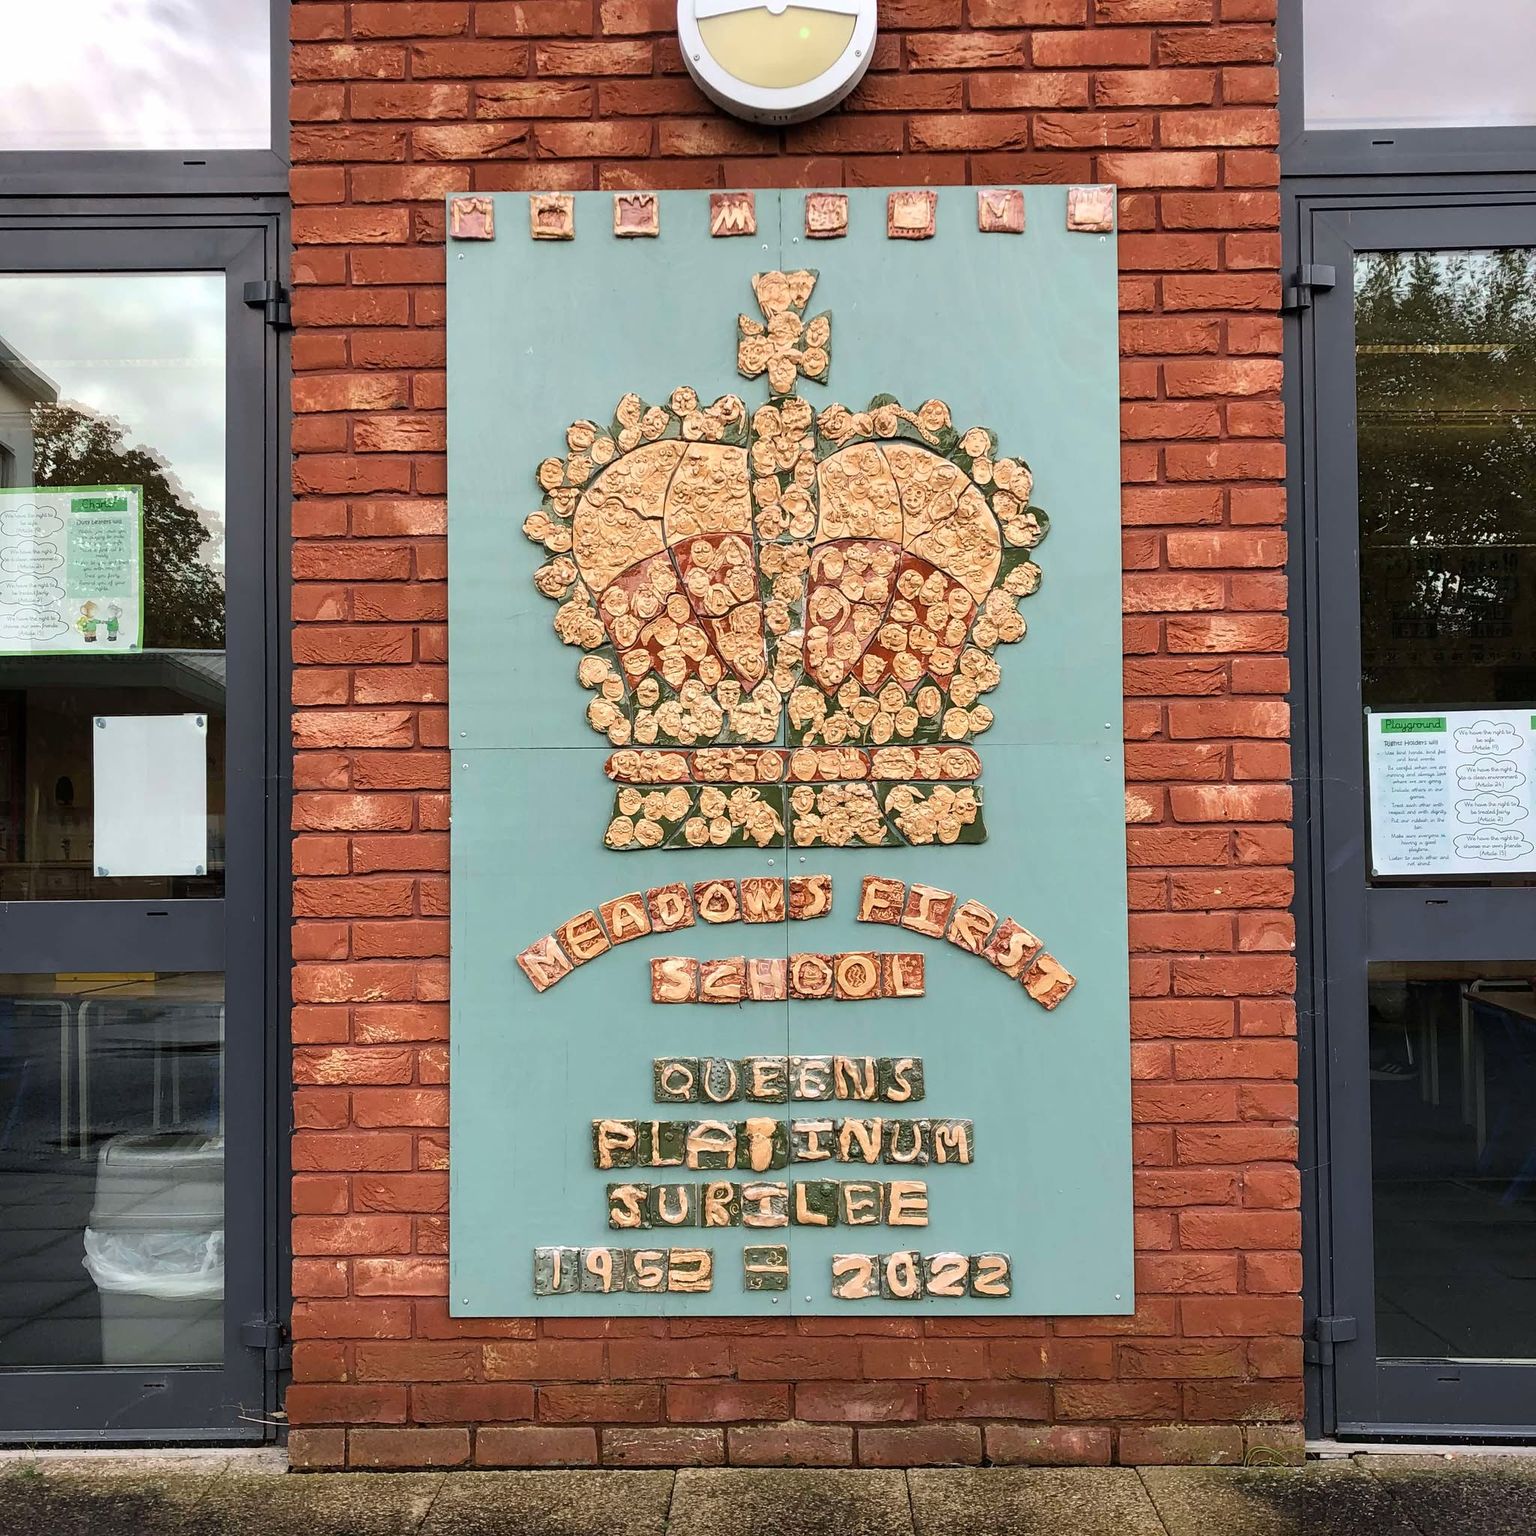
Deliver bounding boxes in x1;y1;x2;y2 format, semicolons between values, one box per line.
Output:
82;1226;224;1300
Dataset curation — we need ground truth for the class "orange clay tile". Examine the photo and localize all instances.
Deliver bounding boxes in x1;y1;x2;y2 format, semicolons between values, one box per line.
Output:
557;909;611;963
651;955;700;1004
788;953;835;1000
699;957;747;1003
983;917;1043;979
901;883;956;939
787;873;832;920
646;882;696;933
529;192;574;240
599;890;651;944
693;878;741;924
516;934;573;992
739;876;786;924
946;898;999;955
1024;952;1076;1009
858;875;907;926
833;952;881;1001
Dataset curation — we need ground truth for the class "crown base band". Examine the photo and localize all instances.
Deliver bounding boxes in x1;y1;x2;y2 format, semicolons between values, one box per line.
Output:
605;745;983;787
605;779;987;852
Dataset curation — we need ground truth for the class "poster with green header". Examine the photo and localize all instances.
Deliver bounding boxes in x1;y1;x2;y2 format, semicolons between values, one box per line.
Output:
0;486;143;654
1368;707;1536;875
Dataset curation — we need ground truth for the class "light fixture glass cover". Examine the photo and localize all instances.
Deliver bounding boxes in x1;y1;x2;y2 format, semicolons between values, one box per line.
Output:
679;0;876;125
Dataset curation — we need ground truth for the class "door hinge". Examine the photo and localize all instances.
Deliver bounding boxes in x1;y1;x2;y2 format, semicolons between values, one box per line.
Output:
241;1316;289;1357
243;279;292;330
1304;1313;1357;1365
1281;263;1337;315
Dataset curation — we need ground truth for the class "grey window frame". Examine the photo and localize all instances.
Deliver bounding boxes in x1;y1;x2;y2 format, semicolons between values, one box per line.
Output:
0;3;289;198
1280;0;1536;178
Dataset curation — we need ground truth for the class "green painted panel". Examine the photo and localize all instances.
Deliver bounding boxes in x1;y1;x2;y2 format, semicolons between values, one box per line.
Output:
448;188;1131;1316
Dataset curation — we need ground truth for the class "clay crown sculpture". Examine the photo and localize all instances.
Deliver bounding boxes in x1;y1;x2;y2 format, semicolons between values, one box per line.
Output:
522;270;1050;851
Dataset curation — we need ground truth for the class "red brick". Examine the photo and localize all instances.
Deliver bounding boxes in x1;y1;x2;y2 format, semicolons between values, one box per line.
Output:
411;1384;534;1423
727;1425;852;1466
479;1;592;33
990;1336;1117;1381
535;40;653;72
966;0;1085;20
1167;699;1288;739
293;44;406;80
986;1425;1112;1464
907;32;1028;68
350;1427;470;1468
1119;1339;1249;1378
858;1424;982;1466
1188;1381;1304;1421
602;1427;724;1466
1032;27;1151;65
1099;0;1210;16
860;1342;990;1379
795;1382;922;1422
926;1381;1051;1419
1245;1251;1302;1293
735;1340;862;1379
1182;1296;1302;1336
1133;1083;1239;1124
286;1384;409;1425
1130;999;1235;1040
533;1383;659;1422
1125;829;1230;872
1119;1424;1244;1465
968;73;1089;109
1157;24;1273;63
1178;1209;1300;1249
476;1426;598;1466
288;1429;347;1470
1055;1383;1180;1420
1096;69;1212;105
667;1383;789;1422
352;4;469;37
1136;1253;1241;1294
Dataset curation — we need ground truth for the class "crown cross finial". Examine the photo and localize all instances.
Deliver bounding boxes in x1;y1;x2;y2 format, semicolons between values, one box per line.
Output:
737;269;832;398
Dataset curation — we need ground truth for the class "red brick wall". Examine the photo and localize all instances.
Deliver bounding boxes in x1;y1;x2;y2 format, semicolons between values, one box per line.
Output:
286;0;1299;1472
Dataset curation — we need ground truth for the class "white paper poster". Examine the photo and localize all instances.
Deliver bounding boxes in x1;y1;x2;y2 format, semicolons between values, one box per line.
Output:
92;714;207;878
1367;708;1536;876
0;485;143;655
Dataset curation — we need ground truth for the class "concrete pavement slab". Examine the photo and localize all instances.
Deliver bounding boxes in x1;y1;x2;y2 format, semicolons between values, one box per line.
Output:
669;1468;914;1536
0;1456;227;1536
909;1468;1164;1536
187;1470;445;1536
421;1471;674;1536
1140;1463;1422;1536
1355;1453;1536;1536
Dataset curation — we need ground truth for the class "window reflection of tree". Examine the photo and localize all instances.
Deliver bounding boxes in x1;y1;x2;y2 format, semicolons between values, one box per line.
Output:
30;400;224;651
1356;250;1536;708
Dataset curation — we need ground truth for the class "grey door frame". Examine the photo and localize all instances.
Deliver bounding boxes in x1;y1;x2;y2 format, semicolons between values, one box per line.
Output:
1291;187;1536;1438
0;211;288;1441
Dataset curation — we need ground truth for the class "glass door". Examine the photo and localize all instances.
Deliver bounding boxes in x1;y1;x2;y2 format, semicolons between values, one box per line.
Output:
1302;200;1536;1434
0;222;276;1437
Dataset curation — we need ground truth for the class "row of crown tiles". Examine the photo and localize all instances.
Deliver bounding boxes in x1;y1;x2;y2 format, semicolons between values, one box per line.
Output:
446;189;1119;244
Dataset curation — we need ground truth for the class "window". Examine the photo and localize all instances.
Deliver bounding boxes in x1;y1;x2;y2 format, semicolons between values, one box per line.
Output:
2;2;271;153
1304;0;1536;132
